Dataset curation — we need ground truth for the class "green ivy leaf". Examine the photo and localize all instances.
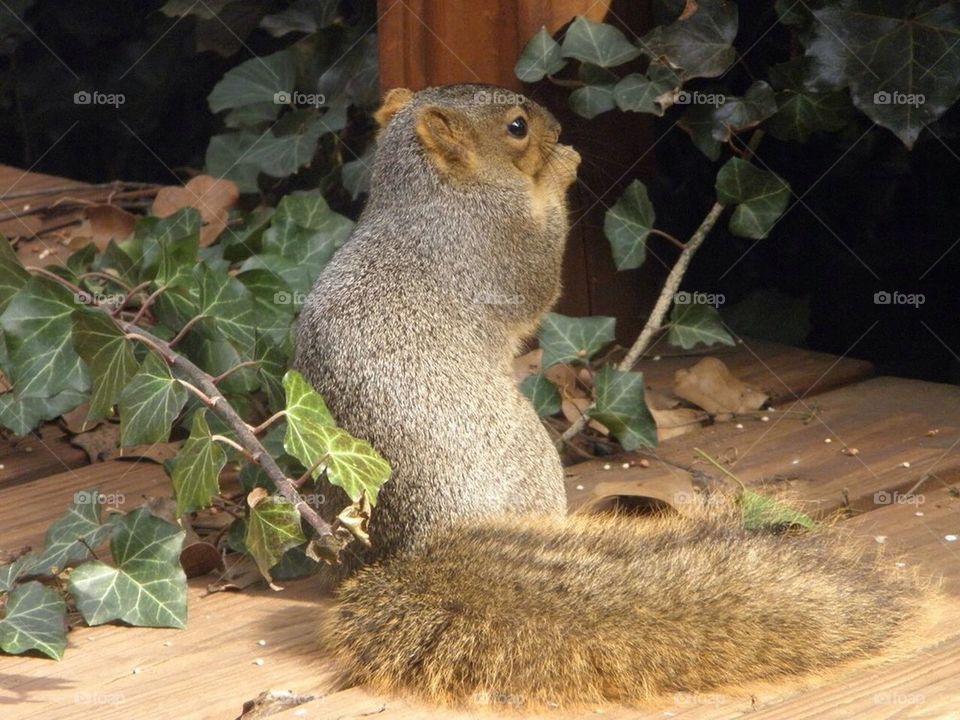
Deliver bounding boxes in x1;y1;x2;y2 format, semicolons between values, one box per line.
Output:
520;373;562;417
641;1;738;79
118;352;188;447
133;209;201;283
0;277;88;401
667;301;735;349
0;555;33;592
242;116;325;178
293;424;391;503
0;236;28;315
245;494;306;580
68;508;187;628
205;132;261;194
806;3;960;148
0;381;89;436
678;102;725;160
604;179;655;270
612;62;680;115
73;310;138;423
283;370;335;438
741;488;815;531
0;581;67;660
590;366;657;450
208;48;296;112
192;262;257;349
767;90;851;143
237;269;296;344
561;16;641;68
515;26;567;81
171;410;227;516
715;158;791;239
538;312;616;368
26;489;115;577
712;81;777;137
569;84;617;119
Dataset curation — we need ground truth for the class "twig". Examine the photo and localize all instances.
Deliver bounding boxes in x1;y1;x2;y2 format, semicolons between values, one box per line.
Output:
168;314;206;348
213;361;261;385
250;410;286;436
211;434;258;463
0;181;161;201
557;130;767;448
693;447;746;491
649;228;685;249
116;321;334;540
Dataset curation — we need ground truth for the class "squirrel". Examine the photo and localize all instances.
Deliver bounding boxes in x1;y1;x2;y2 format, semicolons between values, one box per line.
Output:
293;84;922;708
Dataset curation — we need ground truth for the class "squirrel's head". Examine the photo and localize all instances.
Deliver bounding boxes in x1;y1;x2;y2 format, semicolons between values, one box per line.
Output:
374;84;580;195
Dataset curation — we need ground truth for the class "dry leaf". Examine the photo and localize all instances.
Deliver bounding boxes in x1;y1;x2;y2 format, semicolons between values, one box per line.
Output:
152;175;239;246
679;0;699;21
69;422;121;463
79;205;137;250
645;388;682;411
114;441;181;465
180;540;225;578
512;348;542;382
673;357;768;415
208;554;263;593
650;406;705;441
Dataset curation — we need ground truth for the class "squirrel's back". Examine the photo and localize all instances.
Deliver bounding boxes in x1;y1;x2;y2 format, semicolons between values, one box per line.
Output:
295;85;925;708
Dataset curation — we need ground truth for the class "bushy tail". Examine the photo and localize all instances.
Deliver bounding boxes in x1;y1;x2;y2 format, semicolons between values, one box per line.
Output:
321;510;923;708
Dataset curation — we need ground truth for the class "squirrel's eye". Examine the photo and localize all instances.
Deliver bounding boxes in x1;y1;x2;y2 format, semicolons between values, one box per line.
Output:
507;116;528;139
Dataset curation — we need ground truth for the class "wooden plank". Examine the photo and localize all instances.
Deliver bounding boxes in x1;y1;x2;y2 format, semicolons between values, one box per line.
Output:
566;377;959;519
0;424;88;492
0;165;87;250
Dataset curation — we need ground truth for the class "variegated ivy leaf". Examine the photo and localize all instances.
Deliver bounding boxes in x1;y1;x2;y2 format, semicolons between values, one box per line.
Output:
538;312;616;368
515;26;567;82
118;352;188;447
295;425;391;504
73;309;138;423
520;373;562;417
604;179;655;270
589;366;657;450
26;488;116;577
715;158;791;239
245;491;306;579
667;301;735;350
68;508;187;628
282;370;335;456
561;16;641;68
0;581;67;660
171;410;227;516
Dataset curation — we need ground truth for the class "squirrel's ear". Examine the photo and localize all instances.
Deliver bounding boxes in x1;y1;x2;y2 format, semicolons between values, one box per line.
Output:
415;106;477;175
375;88;414;128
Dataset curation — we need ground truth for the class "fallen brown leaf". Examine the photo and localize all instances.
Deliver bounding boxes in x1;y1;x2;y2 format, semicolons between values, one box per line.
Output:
673;357;768;415
650;406;705;441
152;175;239;246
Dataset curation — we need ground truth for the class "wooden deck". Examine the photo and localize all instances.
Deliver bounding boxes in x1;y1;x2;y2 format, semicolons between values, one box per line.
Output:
3;335;960;719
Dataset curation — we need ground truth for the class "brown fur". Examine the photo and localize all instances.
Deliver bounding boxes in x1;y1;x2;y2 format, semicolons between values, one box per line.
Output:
295;85;923;709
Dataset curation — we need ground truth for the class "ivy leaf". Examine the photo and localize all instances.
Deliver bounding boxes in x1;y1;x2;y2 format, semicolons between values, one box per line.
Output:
205;132;261;194
0;582;67;660
561;16;642;68
171;410;227;516
715;158;791;239
767;89;850;143
613;62;680;115
741;489;815;532
589;366;657;450
569;84;617;119
242;116;325;178
604;179;655;270
679;102;725;160
515;26;567;82
245;492;306;580
538;312;616;368
0;380;89;436
283;371;390;502
712;81;777;138
133;209;201;283
520;373;562;417
0;236;28;315
667;301;735;349
641;0;738;79
237;268;296;344
208;48;296;112
0;555;33;592
0;277;87;400
73;310;138;423
27;489;115;576
805;3;960;148
68;508;187;628
118;352;188;447
192;262;257;349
